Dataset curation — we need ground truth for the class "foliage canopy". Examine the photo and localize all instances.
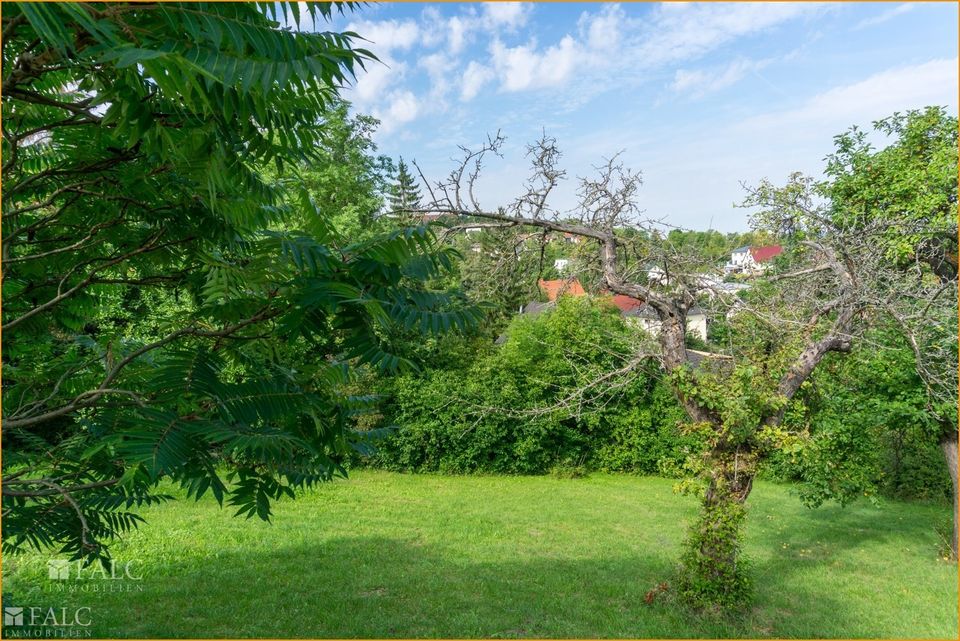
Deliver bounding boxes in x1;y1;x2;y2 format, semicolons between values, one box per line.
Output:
1;2;480;564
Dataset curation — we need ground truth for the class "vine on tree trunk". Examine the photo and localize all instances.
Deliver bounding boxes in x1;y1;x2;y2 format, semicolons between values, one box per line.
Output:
677;447;758;610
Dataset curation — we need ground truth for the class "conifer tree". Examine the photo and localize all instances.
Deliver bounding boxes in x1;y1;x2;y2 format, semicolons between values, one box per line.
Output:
389;157;423;215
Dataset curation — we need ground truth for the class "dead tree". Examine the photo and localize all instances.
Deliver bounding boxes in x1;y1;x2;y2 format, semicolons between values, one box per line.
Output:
411;135;919;606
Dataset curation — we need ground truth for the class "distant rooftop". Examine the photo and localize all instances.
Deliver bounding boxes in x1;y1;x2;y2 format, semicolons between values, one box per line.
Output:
538;278;586;301
749;245;783;263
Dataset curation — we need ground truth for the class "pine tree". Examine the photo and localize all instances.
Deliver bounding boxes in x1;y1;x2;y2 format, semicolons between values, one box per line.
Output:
389;157;423;215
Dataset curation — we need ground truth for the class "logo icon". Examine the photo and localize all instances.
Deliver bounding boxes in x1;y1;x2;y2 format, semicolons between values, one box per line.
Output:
3;607;23;626
48;559;71;580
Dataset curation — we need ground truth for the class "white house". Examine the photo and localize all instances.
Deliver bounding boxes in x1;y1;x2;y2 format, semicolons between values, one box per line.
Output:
527;279;710;342
724;245;783;275
622;303;708;343
647;265;668;285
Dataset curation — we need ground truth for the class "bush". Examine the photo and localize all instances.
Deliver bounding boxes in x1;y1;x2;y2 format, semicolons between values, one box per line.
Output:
363;305;950;507
367;296;694;475
764;334;952;503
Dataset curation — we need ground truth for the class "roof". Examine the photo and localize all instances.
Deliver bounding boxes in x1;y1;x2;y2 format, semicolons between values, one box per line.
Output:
538;278;586;301
732;245;751;254
519;300;552;317
540;278;658;317
687;349;734;370
749;245;783;262
497;300;553;344
609;294;644;314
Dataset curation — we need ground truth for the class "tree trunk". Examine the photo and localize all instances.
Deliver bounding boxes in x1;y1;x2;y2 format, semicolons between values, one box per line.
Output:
940;427;958;560
680;448;756;608
698;461;755;571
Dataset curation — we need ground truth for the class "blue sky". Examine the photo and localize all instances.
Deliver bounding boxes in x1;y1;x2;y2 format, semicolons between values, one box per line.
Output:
312;2;957;231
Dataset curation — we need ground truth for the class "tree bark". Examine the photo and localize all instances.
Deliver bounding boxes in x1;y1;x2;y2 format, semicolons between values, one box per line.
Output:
699;475;754;569
940;426;958;559
682;446;757;607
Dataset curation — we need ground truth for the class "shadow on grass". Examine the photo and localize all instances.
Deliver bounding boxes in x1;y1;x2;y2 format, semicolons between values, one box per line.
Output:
87;521;901;639
13;483;950;639
743;496;955;638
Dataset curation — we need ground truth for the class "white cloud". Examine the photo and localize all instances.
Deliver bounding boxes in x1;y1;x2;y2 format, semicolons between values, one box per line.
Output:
420;52;457;104
490;35;581;92
635;2;825;67
347;19;420;53
854;3;914;30
342;19;421;119
671;58;771;98
448;16;469;55
351;56;404;108
741;57;958;133
482;3;531;31
479;4;627;96
375;90;421;134
461;61;495;101
420;52;454;79
459;2;820;102
419;7;446;48
578;4;625;53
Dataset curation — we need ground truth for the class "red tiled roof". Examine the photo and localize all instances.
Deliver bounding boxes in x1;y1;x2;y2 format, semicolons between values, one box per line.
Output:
538;279;644;312
609;294;643;313
750;245;783;263
538;278;586;301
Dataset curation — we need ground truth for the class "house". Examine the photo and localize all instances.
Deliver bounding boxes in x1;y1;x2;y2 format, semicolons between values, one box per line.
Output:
724;245;782;275
694;273;751;297
554;258;570;273
538;278;586;301
727;246;752;272
647;265;668;285
620;302;708;343
417;212;451;224
531;279;708;342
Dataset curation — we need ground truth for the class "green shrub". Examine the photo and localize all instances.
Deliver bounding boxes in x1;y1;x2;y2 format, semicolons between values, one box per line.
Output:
764;334;952;503
368;296;693;475
364;305;950;507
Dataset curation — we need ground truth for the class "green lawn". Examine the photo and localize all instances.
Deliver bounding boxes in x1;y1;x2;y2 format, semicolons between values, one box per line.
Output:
3;471;956;638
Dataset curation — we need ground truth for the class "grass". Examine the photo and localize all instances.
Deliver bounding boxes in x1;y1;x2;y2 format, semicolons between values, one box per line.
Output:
3;471;956;638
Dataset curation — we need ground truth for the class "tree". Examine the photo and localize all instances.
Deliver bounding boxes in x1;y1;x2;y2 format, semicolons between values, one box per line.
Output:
448;226;551;330
817;106;958;555
297;99;394;240
388;157;422;216
412;130;945;608
1;2;481;564
785;325;951;508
